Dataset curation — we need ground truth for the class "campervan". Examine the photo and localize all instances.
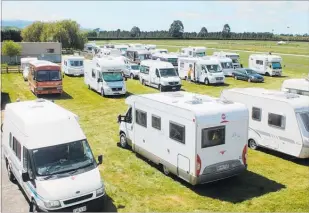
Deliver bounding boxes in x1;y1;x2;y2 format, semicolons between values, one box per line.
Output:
21;57;38;81
2;99;105;212
84;57;127;97
145;44;157;51
180;47;206;57
221;88;309;158
209;56;234;77
114;44;129;56
213;52;241;68
117;91;248;185
84;43;97;53
178;57;225;85
281;78;309;96
248;54;283;76
151;53;178;71
151;49;169;54
139;60;181;91
126;48;152;65
62;56;85;76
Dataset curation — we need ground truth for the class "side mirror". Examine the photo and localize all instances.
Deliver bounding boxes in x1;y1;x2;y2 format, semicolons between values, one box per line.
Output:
97;78;102;82
117;114;121;123
22;172;30;182
124;77;127;81
240;64;243;68
98;155;103;165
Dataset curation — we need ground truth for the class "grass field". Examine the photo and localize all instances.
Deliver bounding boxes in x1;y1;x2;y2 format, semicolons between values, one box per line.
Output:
1;40;309;212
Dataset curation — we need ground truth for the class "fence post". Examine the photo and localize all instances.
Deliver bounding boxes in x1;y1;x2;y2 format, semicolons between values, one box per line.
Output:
6;67;8;73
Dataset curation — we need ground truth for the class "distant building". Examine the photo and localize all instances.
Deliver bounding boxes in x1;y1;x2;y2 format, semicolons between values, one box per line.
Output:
1;42;62;64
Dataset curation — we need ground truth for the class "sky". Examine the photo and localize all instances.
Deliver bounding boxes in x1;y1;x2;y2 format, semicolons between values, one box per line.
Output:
2;1;309;34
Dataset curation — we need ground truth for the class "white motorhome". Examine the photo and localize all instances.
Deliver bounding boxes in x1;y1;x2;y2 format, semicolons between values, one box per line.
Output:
125;48;152;65
96;48;122;58
248;54;283;76
117;91;248;185
281;78;309;96
114;44;129;56
209;56;234;77
139;60;181;91
151;53;179;71
62;55;85;76
128;43;145;49
150;49;169;54
84;57;127;97
221;88;309;158
2;99;105;212
145;44;157;51
21;57;38;81
213;52;241;68
178;57;225;85
180;47;206;57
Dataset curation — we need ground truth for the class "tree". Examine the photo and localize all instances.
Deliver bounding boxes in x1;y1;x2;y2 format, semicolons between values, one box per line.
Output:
169;20;184;38
21;21;44;42
198;27;208;38
2;40;22;63
130;26;141;37
222;24;231;38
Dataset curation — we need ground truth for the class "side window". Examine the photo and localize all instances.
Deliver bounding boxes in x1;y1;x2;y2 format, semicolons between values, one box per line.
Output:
155;69;160;77
145;66;149;74
268;113;285;129
9;133;12;147
202;126;225;148
135;109;147;128
169;122;185;144
126;107;132;123
91;69;96;78
12;137;21;161
189;51;192;55
23;147;28;170
252;107;262;121
152;115;161;130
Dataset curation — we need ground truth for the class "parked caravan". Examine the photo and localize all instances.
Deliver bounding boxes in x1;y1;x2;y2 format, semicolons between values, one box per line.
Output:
213;52;241;68
28;60;63;96
151;53;179;71
221;88;309;158
178;57;225;85
117;91;248;185
2;99;105;212
126;48;152;65
123;63;140;79
180;47;206;57
248;54;283;76
151;49;169;54
21;57;38;81
281;78;309;96
84;57;127;97
139;60;181;91
114;44;129;56
62;56;85;76
210;56;234;76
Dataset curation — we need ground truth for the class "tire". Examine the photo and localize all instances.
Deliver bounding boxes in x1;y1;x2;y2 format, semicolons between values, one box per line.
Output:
159;84;163;92
101;88;105;97
204;78;209;85
265;72;270;76
120;133;128;148
88;84;90;90
248;78;251;82
248;139;258;150
130;74;134;79
7;162;15;182
142;79;145;86
162;165;170;176
30;200;39;213
234;75;238;80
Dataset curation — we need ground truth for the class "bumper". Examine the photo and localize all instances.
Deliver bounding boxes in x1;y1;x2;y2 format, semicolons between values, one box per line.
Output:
36;89;62;95
209;78;225;84
104;89;126;96
162;85;181;91
271;71;282;76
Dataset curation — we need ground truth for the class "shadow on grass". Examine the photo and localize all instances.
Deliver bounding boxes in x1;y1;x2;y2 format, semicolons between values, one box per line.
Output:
103;194;118;212
63;74;84;78
1;92;11;110
37;91;73;100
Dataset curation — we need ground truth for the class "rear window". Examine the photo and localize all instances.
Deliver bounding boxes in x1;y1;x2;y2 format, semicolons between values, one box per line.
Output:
202;126;225;148
300;112;309;132
268;113;286;129
169;122;185;144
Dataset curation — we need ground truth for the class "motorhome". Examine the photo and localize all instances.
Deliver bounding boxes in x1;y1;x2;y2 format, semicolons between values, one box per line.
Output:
151;49;169;54
28;60;63;96
126;48;152;65
248;54;283;76
180;47;206;57
96;48;122;58
281;78;309;96
145;44;157;51
2;99;105;212
213;52;241;68
62;55;85;76
21;57;38;81
84;57;127;97
114;44;129;56
123;63;140;79
117;91;248;185
84;43;97;53
221;88;309;159
139;60;181;91
151;53;179;71
178;57;225;85
209;56;234;77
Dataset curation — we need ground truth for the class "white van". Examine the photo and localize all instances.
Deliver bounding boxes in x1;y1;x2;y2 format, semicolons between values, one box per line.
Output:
21;57;38;81
281;78;309;96
213;52;241;68
181;47;206;57
178;57;225;85
117;91;248;185
248;54;283;76
2;99;105;212
151;53;178;71
62;56;85;76
139;60;181;91
84;57;127;97
210;56;234;77
221;88;309;158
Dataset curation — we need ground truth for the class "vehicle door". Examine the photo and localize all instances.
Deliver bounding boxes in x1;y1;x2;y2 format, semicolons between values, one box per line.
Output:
239;70;247;80
121;107;134;143
90;68;97;90
22;147;36;200
153;68;161;86
96;69;103;92
200;65;208;83
243;70;250;80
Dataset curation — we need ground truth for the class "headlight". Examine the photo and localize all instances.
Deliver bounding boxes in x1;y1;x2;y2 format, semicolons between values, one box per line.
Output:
96;186;105;197
44;200;61;208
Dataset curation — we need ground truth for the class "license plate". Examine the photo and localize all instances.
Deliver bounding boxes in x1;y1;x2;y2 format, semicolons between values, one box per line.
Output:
172;87;176;90
73;206;87;213
217;164;229;172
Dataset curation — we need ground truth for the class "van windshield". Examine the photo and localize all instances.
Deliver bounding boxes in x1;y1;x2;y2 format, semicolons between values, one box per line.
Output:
204;65;222;73
32;140;96;176
232;58;239;64
196;52;206;57
69;60;83;67
159;68;178;77
102;72;123;82
299;112;309;132
272;62;282;69
36;70;61;82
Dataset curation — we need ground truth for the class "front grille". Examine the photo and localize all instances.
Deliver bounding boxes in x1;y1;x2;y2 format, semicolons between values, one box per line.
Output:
216;77;223;80
40;87;57;91
168;82;178;86
112;87;122;91
63;193;93;205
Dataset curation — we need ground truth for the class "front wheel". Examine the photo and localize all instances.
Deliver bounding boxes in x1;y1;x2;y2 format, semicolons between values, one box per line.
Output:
162;165;170;176
204;78;209;85
248;139;258;150
7;162;16;182
130;73;134;79
101;88;105;97
120;133;128;148
30;200;40;213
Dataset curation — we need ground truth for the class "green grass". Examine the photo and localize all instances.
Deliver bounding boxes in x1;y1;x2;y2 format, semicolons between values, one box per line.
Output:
2;40;309;212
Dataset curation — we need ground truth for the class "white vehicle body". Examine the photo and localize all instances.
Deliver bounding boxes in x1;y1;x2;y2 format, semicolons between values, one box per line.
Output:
114;44;129;56
180;47;206;57
178;57;225;85
84;57;127;96
84;43;97;53
125;48;152;64
248;54;283;76
2;99;105;212
221;88;309;159
62;56;85;76
139;60;181;91
118;91;248;185
96;48;122;58
123;63;140;79
145;44;157;50
21;57;38;80
150;49;169;54
213;52;241;68
128;43;145;49
281;78;309;96
151;53;178;71
209;56;234;76
277;41;287;45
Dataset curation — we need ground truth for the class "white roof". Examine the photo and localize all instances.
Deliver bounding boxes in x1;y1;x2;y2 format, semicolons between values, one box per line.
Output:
182;47;206;51
249;54;282;60
5;99;85;149
114;44;129;48
282;78;309;91
62;55;84;60
140;60;174;68
152;53;177;59
213;51;239;57
179;57;220;65
29;60;59;67
94;57;126;71
209;56;232;63
127;48;150;54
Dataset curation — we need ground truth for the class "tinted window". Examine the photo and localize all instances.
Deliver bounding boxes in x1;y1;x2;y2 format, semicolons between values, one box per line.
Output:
152;115;161;130
202;126;225;148
252;107;261;121
140;65;149;74
300;112;309;132
268;113;285;129
169;122;185;144
136;109;147;127
92;69;96;78
23;147;28;170
12;137;21;161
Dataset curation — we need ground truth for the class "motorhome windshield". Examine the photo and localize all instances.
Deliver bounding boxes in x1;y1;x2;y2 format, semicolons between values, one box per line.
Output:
139;54;151;60
131;65;140;70
69;60;83;67
299;112;309;132
167;58;178;63
196;52;206;57
272;62;282;69
159;68;177;77
204;64;222;73
102;72;123;82
36;70;61;82
232;58;239;64
221;62;233;69
245;69;257;74
32;140;96;177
